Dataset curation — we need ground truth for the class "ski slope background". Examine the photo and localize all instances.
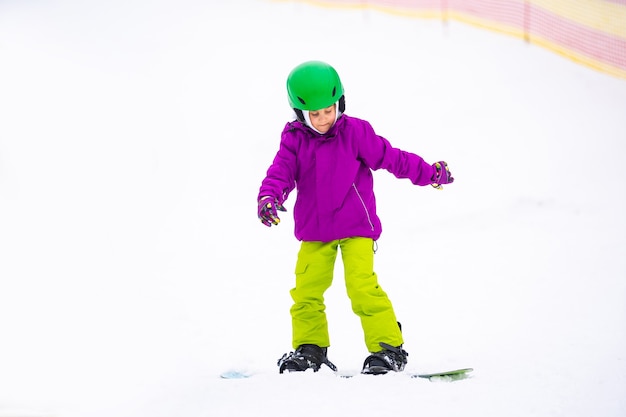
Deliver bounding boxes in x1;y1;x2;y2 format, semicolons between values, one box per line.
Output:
1;0;625;416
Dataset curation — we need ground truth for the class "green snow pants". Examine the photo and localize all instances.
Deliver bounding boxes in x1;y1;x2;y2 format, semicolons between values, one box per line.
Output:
290;237;403;353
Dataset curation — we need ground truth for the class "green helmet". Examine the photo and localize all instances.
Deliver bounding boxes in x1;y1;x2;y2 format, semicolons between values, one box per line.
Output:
287;61;344;111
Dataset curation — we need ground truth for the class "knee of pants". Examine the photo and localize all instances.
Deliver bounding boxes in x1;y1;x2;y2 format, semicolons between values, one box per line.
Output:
347;276;394;316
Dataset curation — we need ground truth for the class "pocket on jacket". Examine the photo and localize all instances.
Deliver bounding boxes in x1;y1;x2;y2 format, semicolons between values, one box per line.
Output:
351;184;375;232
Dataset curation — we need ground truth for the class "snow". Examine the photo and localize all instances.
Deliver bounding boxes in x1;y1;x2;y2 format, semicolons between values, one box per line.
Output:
1;0;625;416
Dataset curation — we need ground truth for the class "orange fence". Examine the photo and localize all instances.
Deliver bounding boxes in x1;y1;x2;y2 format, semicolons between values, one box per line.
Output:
277;0;626;79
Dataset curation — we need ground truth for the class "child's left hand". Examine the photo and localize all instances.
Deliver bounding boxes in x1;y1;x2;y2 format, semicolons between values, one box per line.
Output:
431;161;454;189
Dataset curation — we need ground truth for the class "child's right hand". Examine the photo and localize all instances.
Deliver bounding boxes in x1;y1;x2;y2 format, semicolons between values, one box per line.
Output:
258;196;287;227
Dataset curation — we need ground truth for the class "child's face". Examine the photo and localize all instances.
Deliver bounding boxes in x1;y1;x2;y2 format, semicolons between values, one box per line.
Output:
309;104;336;134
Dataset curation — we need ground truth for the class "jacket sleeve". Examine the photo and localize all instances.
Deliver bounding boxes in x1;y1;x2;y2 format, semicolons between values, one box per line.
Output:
258;126;298;204
357;120;435;186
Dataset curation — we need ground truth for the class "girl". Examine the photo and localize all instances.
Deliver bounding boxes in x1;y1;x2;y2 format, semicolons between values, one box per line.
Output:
257;61;453;375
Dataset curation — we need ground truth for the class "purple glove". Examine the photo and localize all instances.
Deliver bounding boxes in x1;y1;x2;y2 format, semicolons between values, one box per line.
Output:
258;196;286;227
431;161;454;189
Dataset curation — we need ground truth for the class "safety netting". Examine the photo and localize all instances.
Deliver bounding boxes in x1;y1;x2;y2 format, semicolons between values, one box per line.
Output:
279;0;626;79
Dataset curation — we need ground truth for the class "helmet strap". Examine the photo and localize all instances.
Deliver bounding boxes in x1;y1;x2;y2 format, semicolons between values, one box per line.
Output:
294;108;305;123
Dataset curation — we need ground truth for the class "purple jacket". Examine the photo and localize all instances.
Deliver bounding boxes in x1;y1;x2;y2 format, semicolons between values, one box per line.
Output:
258;115;435;242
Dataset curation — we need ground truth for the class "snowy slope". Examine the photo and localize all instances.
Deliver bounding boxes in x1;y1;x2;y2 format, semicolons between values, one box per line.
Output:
1;0;625;416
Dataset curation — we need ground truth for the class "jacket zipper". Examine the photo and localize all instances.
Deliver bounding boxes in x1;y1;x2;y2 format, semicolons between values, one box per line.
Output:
352;183;375;231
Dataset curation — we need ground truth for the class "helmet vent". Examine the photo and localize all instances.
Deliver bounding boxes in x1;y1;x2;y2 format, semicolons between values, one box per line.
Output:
332;87;336;97
298;97;306;105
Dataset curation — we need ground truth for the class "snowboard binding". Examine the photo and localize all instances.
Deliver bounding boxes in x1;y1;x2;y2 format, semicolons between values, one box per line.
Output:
361;342;409;375
278;344;337;373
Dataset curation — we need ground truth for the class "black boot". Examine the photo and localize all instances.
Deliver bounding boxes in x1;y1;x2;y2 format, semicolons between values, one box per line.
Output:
361;342;409;375
277;344;337;373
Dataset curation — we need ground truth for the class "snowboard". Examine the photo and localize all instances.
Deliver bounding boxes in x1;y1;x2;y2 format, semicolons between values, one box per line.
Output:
410;367;473;381
220;367;473;381
220;370;252;379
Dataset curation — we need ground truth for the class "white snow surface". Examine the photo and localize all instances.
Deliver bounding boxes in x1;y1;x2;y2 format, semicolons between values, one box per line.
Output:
1;0;626;416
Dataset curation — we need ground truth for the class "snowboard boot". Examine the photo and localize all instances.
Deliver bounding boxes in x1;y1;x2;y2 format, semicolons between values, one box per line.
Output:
277;344;337;373
361;342;409;375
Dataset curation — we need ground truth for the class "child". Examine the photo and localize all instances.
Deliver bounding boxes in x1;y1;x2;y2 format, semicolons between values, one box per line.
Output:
257;61;453;375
